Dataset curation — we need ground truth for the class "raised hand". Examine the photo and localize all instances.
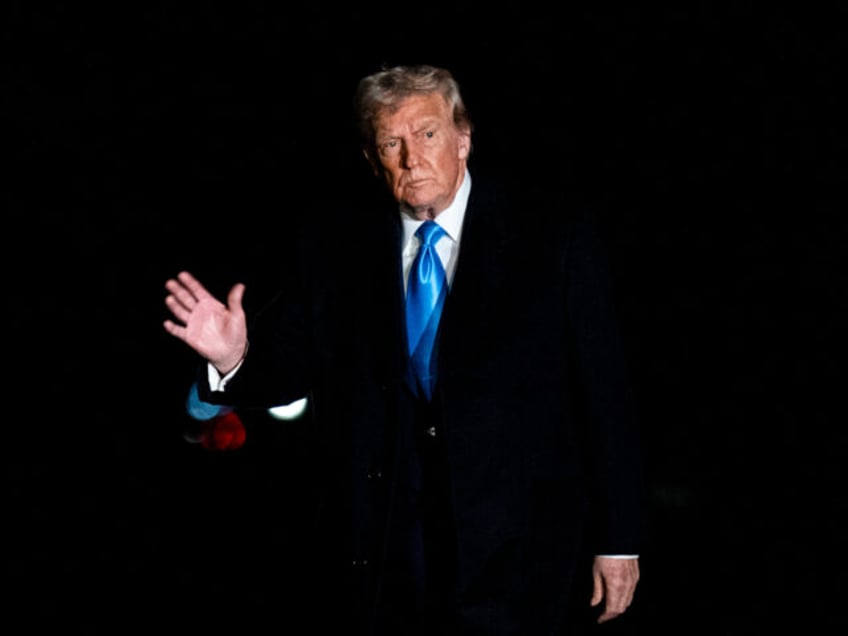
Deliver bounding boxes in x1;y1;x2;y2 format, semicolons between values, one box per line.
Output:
163;271;249;375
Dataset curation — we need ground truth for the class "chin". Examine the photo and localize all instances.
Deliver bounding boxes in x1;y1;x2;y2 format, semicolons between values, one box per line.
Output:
404;195;437;213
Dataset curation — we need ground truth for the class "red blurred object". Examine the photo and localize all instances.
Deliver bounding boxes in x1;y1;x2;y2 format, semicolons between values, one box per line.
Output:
198;411;247;451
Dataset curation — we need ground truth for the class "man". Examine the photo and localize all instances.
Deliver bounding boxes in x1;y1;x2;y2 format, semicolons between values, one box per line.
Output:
163;63;642;635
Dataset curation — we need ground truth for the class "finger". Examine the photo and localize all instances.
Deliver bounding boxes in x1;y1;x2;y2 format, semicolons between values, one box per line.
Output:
164;278;187;297
164;295;192;325
177;271;214;302
163;319;186;340
164;279;197;310
596;588;633;623
590;571;603;607
596;599;624;623
597;608;622;624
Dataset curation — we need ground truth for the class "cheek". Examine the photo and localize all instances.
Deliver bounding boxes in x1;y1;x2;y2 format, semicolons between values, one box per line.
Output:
438;147;463;175
382;169;400;191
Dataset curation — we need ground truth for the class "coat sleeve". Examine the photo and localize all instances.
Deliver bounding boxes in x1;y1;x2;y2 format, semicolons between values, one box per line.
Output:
565;208;645;556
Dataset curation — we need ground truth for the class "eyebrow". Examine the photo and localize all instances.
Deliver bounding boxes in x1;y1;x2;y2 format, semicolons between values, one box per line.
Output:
377;116;443;140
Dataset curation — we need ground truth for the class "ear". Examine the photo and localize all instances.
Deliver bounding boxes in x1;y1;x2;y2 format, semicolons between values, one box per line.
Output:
458;130;471;160
363;148;381;177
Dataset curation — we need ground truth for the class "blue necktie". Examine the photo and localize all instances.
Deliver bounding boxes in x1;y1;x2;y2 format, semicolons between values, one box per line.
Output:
406;220;448;401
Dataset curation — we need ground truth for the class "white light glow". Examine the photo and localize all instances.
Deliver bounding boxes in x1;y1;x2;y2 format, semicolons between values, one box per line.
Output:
267;397;309;421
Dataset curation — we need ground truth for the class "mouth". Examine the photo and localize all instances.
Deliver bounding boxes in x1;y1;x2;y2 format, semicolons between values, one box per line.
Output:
403;177;430;189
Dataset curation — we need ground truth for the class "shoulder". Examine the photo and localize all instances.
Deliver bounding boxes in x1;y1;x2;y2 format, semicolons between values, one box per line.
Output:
468;169;600;241
295;177;399;243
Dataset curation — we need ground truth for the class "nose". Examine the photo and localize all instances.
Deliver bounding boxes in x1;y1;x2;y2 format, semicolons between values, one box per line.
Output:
401;141;421;168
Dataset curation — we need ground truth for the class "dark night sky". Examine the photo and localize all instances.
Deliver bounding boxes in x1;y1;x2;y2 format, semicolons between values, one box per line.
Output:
7;4;847;633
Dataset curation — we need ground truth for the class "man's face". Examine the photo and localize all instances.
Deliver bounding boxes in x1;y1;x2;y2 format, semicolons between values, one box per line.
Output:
370;93;471;220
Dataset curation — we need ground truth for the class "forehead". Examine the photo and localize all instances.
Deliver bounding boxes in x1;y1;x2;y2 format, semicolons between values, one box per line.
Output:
374;93;452;136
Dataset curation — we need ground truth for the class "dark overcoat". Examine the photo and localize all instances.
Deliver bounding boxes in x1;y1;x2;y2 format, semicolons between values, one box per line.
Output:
200;170;643;635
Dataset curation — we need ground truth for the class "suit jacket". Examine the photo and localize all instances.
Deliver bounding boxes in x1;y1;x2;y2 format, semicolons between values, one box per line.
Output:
199;169;643;634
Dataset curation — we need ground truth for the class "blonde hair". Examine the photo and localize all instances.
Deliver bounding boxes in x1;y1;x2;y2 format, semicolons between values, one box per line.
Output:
354;64;473;155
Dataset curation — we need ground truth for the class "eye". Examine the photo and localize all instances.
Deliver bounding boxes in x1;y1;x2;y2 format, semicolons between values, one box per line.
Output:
379;139;400;155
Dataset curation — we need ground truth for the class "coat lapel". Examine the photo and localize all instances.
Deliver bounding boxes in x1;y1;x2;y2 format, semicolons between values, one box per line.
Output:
439;176;509;356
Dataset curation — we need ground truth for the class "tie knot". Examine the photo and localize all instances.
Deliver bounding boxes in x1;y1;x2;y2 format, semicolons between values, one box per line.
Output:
416;220;445;247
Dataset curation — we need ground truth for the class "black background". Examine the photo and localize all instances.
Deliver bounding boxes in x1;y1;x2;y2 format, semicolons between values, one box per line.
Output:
7;3;846;633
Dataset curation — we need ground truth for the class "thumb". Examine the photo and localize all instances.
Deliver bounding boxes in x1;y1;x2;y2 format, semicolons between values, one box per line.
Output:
227;282;246;311
590;571;604;607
